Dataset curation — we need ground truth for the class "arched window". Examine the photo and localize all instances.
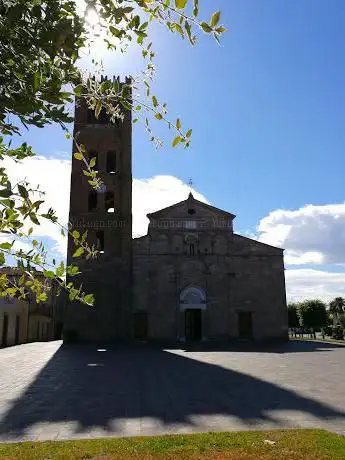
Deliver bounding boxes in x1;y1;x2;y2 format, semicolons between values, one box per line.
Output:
106;150;117;174
105;191;115;213
88;150;98;171
99;107;109;124
87;107;109;124
87;109;96;124
88;191;97;211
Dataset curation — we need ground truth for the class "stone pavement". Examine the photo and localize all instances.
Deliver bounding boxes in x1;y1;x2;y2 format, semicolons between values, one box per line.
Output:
1;340;345;441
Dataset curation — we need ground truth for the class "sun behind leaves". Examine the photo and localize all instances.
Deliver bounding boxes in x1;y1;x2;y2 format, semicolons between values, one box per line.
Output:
0;0;226;305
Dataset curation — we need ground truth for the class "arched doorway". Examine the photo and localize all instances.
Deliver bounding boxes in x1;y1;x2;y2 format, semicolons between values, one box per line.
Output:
179;287;206;341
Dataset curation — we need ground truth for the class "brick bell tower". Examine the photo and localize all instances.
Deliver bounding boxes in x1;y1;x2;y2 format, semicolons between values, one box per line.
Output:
64;76;133;342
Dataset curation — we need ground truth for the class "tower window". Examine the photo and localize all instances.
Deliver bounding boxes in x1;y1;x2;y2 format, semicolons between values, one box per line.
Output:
88;150;98;171
99;107;109;124
188;208;195;215
96;230;104;253
106;150;117;174
105;191;115;213
87;107;109;124
87;109;96;124
88;191;98;211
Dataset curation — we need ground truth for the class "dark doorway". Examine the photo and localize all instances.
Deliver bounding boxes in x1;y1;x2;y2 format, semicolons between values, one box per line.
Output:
185;309;202;341
238;311;253;339
133;311;148;340
15;315;20;345
1;313;8;347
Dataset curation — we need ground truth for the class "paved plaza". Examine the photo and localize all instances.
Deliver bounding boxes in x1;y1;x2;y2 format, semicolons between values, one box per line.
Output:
1;340;345;441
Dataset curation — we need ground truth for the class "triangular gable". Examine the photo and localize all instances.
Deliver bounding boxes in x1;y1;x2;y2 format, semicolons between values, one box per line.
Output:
147;193;236;220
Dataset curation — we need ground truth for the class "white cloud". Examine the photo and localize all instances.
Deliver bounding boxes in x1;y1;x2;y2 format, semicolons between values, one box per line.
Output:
257;203;345;265
3;156;71;257
286;269;345;302
132;176;209;237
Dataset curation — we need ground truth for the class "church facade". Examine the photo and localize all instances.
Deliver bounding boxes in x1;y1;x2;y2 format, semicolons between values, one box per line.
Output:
64;79;288;343
132;194;288;342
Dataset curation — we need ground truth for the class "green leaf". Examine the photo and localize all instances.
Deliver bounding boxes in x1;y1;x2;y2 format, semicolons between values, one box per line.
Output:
100;80;112;92
95;100;102;119
110;26;121;37
0;199;14;208
43;270;55;279
83;293;95;306
174;23;184;38
175;0;188;9
37;292;48;303
33;71;40;91
0;242;12;250
0;252;5;266
74;152;83;160
67;265;80;276
216;26;226;33
32;240;38;247
155;113;163;120
72;230;80;239
0;188;12;198
18;184;29;199
89;157;96;168
186;128;192;138
56;262;65;277
201;22;212;33
65;133;71;140
172;136;182;147
211;11;221;27
193;0;199;17
74;85;83;96
152;95;158;107
176;118;181;129
29;213;40;225
73;247;84;257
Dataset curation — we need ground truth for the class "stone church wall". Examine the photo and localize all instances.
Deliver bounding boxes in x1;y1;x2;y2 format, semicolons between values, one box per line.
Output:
132;230;288;342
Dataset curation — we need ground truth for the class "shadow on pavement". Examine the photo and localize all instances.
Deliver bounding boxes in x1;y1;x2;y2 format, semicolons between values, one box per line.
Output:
1;340;345;437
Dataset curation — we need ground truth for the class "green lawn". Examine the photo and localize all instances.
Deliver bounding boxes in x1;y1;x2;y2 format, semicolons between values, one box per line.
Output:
1;430;345;460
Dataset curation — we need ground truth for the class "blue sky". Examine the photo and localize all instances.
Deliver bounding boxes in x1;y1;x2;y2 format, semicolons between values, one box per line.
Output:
7;0;345;300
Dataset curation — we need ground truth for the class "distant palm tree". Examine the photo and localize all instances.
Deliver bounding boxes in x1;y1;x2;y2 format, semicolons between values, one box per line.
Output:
329;297;345;326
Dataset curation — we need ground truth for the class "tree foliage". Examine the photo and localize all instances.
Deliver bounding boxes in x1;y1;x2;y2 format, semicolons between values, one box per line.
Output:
329;297;345;326
0;0;226;305
287;303;299;328
296;299;328;329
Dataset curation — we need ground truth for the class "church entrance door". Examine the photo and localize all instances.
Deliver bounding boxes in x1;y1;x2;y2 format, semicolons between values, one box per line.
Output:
238;311;253;339
185;309;202;341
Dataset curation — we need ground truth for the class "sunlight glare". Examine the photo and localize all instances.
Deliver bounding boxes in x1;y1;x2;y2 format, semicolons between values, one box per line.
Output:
85;6;99;28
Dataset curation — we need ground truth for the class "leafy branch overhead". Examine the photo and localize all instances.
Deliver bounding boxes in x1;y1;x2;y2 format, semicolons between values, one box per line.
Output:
0;0;226;306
